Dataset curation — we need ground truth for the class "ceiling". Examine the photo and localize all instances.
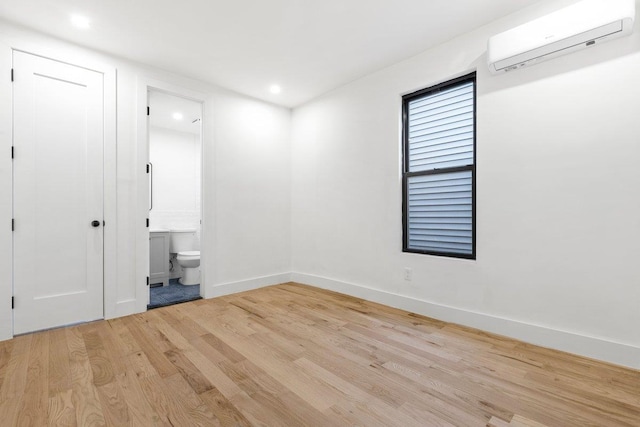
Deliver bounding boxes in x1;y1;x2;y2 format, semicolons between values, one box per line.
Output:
0;0;543;108
149;90;202;135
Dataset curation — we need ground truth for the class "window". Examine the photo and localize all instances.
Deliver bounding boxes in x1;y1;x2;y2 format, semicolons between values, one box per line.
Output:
402;73;476;259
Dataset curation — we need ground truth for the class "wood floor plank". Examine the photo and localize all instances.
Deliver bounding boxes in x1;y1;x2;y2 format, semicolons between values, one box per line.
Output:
156;305;211;343
0;283;638;426
47;327;71;397
123;315;178;378
96;381;130;426
217;358;285;397
66;326;107;427
114;370;167;427
163;373;220;426
251;389;330;427
227;390;292;427
96;320;135;377
219;357;335;426
82;328;116;388
137;374;190;426
199;387;252;427
106;317;140;356
0;398;21;426
0;339;14;392
181;348;244;398
296;357;427;427
48;389;77;427
199;333;246;364
164;348;214;394
15;331;49;426
0;334;32;401
208;325;340;412
488;414;553;427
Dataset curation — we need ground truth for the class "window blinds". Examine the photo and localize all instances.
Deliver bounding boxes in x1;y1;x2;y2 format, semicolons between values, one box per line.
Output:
407;171;473;254
407;83;474;171
405;80;474;256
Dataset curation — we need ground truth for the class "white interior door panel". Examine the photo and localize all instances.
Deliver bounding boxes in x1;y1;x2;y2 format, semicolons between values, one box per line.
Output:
13;51;104;334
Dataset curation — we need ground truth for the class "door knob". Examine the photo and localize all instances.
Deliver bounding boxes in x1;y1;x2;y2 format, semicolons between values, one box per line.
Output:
91;220;101;227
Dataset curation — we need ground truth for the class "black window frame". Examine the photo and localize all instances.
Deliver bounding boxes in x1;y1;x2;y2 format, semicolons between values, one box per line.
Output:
402;72;476;259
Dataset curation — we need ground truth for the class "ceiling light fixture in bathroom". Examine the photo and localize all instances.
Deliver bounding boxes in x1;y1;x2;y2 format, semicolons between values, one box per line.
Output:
269;84;282;94
70;14;91;29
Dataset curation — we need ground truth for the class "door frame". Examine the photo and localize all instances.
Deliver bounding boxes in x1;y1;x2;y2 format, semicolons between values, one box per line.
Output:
0;40;116;340
135;77;209;313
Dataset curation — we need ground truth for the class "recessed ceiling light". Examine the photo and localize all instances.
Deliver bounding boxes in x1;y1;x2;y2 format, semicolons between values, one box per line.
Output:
70;14;91;29
172;112;184;120
269;84;282;94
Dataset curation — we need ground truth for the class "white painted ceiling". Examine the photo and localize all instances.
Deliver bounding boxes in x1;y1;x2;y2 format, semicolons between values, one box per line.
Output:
0;0;543;107
149;91;202;135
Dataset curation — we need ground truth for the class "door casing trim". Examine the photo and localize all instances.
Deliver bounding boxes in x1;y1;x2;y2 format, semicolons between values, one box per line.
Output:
0;42;116;338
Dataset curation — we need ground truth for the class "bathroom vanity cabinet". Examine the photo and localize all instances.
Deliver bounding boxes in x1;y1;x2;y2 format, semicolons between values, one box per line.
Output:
150;230;170;286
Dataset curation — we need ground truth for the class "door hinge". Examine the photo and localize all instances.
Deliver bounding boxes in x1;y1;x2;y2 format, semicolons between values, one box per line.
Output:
11;146;14;159
11;296;14;309
147;106;150;116
146;164;149;173
146;218;149;228
11;218;14;231
146;276;150;287
11;68;13;82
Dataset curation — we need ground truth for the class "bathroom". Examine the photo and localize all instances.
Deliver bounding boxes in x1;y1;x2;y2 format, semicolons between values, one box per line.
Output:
148;90;203;308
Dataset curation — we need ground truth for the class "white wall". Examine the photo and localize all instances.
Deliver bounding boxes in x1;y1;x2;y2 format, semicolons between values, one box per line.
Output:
0;20;292;339
291;0;640;368
0;37;12;340
149;126;201;237
209;92;293;294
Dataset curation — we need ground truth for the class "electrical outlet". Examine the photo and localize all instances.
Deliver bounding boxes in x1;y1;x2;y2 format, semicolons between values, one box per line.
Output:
404;267;413;281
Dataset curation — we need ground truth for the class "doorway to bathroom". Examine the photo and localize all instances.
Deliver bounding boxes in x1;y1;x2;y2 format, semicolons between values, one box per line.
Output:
147;90;203;309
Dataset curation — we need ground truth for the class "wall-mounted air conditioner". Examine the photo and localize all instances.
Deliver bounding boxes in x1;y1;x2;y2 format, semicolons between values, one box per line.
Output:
487;0;636;74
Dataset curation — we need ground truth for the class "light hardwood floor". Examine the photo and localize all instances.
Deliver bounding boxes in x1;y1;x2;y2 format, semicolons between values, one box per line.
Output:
0;283;638;426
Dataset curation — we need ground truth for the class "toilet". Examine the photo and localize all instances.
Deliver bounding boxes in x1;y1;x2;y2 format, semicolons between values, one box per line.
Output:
169;229;200;285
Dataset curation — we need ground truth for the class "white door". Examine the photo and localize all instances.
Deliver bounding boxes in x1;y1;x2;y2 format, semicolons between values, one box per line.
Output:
12;51;104;335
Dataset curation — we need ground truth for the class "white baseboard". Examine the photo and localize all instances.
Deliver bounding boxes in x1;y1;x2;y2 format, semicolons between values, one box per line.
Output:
208;272;292;299
291;272;640;370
